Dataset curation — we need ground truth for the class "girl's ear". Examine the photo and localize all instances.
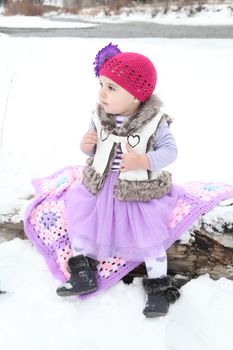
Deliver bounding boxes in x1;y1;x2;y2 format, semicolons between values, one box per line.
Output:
133;98;140;104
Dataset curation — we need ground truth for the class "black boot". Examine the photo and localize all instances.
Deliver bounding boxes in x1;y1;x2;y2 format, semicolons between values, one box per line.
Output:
56;255;97;296
0;289;6;294
142;276;180;318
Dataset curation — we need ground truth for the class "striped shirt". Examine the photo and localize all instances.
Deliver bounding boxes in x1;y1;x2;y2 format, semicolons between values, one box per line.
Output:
111;115;126;171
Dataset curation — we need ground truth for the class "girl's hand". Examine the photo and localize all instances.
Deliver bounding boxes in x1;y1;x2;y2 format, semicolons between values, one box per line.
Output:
121;144;150;172
80;132;98;154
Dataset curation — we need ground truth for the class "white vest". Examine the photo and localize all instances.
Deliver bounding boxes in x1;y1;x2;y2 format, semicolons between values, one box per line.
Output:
91;111;164;181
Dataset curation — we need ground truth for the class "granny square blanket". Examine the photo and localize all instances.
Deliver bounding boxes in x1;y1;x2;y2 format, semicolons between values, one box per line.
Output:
24;166;233;299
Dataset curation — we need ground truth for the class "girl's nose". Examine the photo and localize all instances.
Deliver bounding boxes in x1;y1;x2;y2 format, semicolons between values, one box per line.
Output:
99;87;106;98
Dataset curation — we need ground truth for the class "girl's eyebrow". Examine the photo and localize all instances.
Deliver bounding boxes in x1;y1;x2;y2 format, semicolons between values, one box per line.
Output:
99;80;118;88
108;83;118;88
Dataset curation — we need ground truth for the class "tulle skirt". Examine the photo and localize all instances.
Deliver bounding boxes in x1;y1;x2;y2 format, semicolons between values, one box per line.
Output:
64;171;183;262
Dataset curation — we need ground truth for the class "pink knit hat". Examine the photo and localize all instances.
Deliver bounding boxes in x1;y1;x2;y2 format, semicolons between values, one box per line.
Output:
93;43;157;103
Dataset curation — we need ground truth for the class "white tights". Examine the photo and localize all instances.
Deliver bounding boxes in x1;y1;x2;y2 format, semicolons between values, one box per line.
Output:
144;247;167;279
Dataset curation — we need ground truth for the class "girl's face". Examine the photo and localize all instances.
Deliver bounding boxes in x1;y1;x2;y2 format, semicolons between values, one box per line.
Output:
98;76;141;116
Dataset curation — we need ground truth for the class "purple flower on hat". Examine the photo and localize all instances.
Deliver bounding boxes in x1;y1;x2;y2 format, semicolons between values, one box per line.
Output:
93;42;121;77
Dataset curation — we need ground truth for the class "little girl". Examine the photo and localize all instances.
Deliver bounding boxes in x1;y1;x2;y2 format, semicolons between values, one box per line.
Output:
56;43;181;318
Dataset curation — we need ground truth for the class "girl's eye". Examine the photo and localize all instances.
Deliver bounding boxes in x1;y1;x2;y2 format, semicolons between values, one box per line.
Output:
108;85;115;91
99;82;103;87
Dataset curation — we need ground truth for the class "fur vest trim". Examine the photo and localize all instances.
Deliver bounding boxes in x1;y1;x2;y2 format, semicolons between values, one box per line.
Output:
83;95;172;201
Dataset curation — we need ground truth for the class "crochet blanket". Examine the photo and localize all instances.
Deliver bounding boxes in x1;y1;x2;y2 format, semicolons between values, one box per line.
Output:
24;166;233;299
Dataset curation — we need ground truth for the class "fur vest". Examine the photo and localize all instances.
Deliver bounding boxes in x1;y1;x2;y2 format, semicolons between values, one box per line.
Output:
83;95;172;201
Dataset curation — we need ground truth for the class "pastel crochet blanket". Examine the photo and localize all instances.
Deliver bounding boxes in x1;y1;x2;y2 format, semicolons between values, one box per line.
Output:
24;166;233;299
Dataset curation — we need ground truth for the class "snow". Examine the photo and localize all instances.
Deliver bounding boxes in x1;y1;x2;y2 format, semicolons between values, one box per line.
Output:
1;9;233;350
202;198;233;233
78;4;233;26
1;238;233;349
0;14;96;28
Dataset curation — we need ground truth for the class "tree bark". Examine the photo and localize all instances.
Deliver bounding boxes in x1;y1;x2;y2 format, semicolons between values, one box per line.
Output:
127;227;233;283
0;221;25;241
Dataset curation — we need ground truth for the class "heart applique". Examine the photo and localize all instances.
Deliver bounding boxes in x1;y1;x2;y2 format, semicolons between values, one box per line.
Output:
156;256;167;263
100;129;109;141
127;134;140;148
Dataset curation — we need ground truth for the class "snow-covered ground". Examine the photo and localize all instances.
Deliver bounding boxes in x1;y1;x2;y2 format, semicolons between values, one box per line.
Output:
0;10;233;350
0;14;97;28
1;238;233;350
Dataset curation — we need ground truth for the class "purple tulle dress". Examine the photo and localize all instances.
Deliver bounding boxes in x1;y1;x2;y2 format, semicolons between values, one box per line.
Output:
64;171;184;262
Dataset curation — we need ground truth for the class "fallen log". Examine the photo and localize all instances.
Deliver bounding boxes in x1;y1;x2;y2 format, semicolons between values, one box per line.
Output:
0;221;25;241
126;227;233;284
127;199;233;283
1;219;233;284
